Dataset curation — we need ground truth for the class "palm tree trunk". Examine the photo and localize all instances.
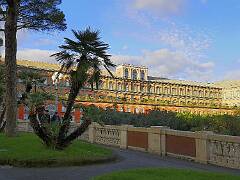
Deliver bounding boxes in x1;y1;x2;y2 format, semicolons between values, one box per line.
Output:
59;117;91;148
0;105;6;132
57;65;85;147
56;87;78;146
34;81;37;93
0;105;6;125
29;113;53;147
4;2;18;136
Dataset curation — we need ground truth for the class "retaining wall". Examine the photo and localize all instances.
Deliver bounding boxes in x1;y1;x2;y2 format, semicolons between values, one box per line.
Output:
17;121;240;170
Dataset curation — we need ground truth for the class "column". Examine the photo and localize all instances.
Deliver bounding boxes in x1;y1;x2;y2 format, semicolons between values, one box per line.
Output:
89;122;98;143
148;126;161;154
148;126;169;155
195;131;213;164
120;125;133;149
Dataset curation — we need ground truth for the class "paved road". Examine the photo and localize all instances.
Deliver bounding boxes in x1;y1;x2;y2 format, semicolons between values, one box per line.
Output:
0;147;239;180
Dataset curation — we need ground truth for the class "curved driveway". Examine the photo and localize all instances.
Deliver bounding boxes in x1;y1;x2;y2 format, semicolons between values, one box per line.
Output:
0;147;239;180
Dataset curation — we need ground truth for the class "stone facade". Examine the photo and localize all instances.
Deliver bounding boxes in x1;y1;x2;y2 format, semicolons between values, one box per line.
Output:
214;80;240;107
0;59;237;115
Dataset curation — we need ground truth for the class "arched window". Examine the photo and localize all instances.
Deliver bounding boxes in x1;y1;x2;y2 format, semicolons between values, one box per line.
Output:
193;90;198;96
140;70;145;80
135;108;139;114
133;84;137;92
125;69;129;79
210;91;213;98
172;88;176;95
148;86;151;93
205;91;208;96
109;82;113;90
132;69;138;80
125;84;129;92
150;86;154;93
98;80;103;89
117;83;122;91
164;87;168;94
137;85;140;92
179;88;183;96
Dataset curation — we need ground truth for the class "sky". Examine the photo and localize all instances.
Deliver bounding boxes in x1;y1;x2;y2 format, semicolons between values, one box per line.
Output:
14;0;240;82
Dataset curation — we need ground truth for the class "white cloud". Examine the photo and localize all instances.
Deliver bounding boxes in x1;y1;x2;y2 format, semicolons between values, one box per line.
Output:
34;38;55;47
17;49;57;63
132;0;186;16
122;45;129;50
224;70;240;80
158;23;212;60
112;48;215;81
14;47;215;82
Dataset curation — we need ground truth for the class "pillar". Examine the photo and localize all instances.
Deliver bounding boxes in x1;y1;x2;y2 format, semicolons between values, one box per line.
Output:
148;126;169;155
160;127;168;156
119;125;133;149
148;126;161;154
195;131;213;164
89;122;98;143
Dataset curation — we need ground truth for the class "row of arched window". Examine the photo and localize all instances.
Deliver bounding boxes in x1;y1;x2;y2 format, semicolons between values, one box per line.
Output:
124;69;145;80
101;81;220;98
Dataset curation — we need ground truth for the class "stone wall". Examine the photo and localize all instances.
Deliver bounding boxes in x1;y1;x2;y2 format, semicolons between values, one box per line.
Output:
17;121;240;170
208;134;240;169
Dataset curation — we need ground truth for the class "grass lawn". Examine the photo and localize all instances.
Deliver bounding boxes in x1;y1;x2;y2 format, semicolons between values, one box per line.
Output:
0;133;114;167
93;168;240;180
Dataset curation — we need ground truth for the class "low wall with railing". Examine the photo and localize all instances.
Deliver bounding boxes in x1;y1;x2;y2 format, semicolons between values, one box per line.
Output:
17;121;240;170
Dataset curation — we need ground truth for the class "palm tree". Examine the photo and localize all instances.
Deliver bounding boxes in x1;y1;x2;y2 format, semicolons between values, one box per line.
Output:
30;28;115;149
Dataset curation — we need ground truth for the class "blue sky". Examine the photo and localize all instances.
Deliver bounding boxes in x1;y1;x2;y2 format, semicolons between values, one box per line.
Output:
16;0;240;82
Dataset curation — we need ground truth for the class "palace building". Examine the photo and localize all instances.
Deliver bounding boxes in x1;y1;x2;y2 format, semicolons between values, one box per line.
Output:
1;59;237;116
215;80;240;107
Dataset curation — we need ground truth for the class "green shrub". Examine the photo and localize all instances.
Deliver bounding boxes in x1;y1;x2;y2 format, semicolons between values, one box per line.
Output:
83;105;240;136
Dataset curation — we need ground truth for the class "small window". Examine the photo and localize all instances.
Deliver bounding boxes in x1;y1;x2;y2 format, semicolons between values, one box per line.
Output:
140;70;145;80
132;69;138;80
125;69;129;79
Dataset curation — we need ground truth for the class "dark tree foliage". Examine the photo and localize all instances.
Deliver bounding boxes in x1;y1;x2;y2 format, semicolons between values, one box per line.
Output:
0;0;66;31
1;0;66;136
